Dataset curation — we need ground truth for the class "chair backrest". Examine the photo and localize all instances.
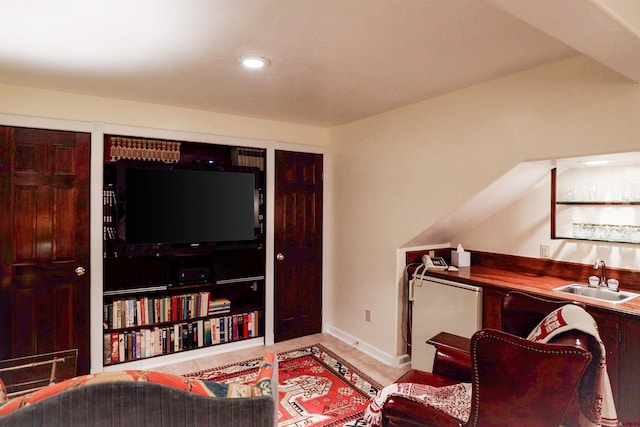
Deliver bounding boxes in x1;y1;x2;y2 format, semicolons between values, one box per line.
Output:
466;329;592;427
501;291;585;338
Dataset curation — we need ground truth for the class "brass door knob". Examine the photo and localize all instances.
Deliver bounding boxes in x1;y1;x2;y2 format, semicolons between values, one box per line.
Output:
75;266;86;276
276;253;285;261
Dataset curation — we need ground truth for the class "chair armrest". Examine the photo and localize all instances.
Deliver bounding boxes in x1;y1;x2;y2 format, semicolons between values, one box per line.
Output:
383;370;463;427
427;332;470;354
427;332;471;382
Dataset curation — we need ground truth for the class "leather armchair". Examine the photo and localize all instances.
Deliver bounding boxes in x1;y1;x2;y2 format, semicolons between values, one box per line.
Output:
382;292;594;427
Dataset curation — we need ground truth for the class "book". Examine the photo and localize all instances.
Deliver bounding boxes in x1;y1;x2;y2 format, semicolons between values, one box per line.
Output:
244;313;250;338
103;333;111;364
162;328;168;354
127;332;133;360
141;329;149;358
135;301;141;326
172;297;178;322
182;324;189;350
236;314;244;340
208;298;231;315
118;332;125;363
171;324;178;351
219;317;225;343
204;319;212;346
110;332;119;364
213;318;220;344
154;328;162;356
197;319;204;347
247;313;253;338
187;323;194;349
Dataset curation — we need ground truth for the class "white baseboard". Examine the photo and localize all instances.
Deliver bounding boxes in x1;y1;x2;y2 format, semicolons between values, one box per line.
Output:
396;353;411;368
325;325;396;366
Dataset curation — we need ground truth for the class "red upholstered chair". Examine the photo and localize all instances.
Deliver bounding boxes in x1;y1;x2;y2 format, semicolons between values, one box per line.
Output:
382;292;593;427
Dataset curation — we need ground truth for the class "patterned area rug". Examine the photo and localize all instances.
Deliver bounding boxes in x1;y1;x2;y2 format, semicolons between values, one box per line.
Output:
188;344;381;427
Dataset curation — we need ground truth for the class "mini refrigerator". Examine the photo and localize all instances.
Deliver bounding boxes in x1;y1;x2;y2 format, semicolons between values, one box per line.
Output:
410;275;482;371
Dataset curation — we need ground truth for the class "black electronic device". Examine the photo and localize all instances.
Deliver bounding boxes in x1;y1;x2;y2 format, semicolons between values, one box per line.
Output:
116;162;261;249
177;266;210;284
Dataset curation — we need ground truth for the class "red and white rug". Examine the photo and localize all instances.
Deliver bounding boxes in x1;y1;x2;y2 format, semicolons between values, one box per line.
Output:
188;344;381;427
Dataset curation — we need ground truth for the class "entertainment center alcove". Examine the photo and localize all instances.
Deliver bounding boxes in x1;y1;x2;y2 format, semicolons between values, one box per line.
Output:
102;135;266;366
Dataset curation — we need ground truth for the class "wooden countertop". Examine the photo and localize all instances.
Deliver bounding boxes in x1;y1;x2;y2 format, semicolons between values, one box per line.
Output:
422;266;640;317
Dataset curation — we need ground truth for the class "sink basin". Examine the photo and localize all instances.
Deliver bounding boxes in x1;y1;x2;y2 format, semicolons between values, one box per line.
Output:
553;284;640;304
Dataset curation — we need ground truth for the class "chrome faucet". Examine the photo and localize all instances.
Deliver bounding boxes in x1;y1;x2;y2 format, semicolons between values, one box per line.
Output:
594;259;607;287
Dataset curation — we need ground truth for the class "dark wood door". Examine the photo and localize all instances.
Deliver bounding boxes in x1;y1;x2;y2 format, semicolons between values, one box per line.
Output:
274;151;323;342
0;126;91;374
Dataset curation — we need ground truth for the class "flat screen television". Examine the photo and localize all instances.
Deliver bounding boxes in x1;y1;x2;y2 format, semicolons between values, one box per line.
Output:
120;165;259;247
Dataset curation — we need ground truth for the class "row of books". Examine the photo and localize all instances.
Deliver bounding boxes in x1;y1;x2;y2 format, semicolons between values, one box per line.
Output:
103;311;262;365
103;189;116;225
103;189;118;252
209;298;231;314
231;147;265;171
104;292;223;329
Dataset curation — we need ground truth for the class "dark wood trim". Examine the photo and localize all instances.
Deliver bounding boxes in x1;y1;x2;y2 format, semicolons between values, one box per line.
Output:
551;167;557;239
406;249;639;290
427;332;470;354
405;248;450;265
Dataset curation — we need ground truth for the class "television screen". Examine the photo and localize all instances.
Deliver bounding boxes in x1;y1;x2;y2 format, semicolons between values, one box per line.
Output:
123;167;257;245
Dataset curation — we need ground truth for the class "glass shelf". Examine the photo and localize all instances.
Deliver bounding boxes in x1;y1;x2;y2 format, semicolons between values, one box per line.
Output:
556;201;640;206
551;166;640;244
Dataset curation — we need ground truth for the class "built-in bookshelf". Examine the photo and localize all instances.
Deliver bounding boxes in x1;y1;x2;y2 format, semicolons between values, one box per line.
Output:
103;300;263;365
102;275;265;366
104;291;215;329
102;135;266;366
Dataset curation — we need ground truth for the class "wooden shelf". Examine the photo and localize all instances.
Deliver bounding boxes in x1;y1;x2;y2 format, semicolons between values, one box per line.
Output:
102;309;263;366
556;201;640;206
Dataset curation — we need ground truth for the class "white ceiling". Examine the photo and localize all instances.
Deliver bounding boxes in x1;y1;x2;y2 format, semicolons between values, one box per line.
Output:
1;0;639;127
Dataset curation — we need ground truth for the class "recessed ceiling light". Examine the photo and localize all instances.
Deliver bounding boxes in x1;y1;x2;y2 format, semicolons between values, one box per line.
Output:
242;56;270;69
578;160;610;166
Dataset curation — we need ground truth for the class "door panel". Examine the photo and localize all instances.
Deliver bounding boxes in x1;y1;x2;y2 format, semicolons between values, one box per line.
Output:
274;151;323;342
0;126;90;374
13;186;38;260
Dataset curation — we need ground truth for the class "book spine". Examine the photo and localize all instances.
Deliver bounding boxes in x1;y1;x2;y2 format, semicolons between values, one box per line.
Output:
213;318;220;344
197;319;204;347
118;332;125;363
204;319;212;346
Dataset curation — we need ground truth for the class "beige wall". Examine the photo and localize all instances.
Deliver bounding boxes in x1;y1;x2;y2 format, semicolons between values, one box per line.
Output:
328;56;640;361
2;54;640;367
455;169;640;271
0;84;329;147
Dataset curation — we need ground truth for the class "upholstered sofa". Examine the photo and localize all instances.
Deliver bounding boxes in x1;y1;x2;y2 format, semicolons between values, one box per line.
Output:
0;353;277;427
